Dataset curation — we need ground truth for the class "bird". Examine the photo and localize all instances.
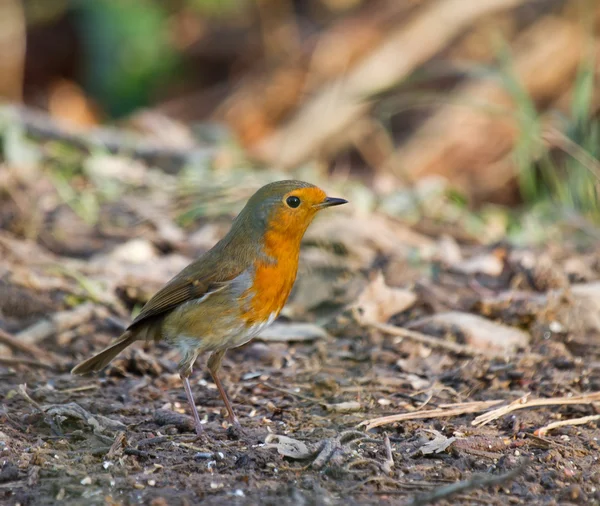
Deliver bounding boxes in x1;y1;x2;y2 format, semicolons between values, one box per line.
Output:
72;180;347;435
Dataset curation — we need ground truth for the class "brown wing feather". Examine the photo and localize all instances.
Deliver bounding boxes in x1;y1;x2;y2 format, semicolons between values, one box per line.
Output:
127;255;243;329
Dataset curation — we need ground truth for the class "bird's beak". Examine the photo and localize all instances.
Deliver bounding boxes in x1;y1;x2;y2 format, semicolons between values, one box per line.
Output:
315;196;348;209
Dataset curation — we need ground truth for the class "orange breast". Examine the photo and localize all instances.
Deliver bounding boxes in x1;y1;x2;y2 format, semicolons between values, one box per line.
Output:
241;229;300;326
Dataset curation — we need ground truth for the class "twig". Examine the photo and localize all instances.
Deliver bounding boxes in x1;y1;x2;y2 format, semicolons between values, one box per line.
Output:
0;356;56;371
382;434;394;475
371;322;488;357
534;414;600;436
0;0;26;101
17;384;44;413
407;459;530;506
255;0;533;168
16;303;97;344
0;328;48;360
359;400;503;430
472;391;600;427
57;385;100;394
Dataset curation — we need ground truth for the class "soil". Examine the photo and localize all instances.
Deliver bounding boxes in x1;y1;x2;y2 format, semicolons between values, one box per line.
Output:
2;170;600;505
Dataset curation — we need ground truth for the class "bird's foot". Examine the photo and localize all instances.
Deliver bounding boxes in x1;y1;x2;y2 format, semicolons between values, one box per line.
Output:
191;418;207;440
226;417;253;442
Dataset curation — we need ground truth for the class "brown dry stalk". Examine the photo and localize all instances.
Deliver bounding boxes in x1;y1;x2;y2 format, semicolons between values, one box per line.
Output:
473;391;600;427
534;414;600;436
0;356;56;371
360;392;600;431
255;0;533;167
0;327;48;360
359;400;503;430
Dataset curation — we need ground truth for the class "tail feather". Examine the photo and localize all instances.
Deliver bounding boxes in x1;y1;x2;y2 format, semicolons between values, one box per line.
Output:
71;331;137;374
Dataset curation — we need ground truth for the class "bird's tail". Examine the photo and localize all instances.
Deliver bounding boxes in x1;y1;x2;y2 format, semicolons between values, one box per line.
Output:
71;331;137;375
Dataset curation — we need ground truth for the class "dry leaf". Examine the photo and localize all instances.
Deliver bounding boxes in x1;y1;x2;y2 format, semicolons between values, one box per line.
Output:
258;322;329;342
264;434;312;459
352;271;416;325
409;311;529;354
419;430;456;455
452;253;503;276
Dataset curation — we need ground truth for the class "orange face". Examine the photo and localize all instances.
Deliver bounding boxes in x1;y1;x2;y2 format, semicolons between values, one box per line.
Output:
265;185;348;241
266;186;328;237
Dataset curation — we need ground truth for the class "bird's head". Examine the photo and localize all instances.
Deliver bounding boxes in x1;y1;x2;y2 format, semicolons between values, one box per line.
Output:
242;180;347;239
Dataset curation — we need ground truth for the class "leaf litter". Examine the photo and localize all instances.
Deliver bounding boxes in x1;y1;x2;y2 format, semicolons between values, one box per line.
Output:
3;149;600;505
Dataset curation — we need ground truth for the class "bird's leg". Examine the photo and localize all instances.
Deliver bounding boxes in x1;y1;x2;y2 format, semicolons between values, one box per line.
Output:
180;372;204;436
207;350;241;429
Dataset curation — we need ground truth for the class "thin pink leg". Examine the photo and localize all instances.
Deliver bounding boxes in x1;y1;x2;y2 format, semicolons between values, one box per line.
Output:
181;374;203;435
208;350;242;428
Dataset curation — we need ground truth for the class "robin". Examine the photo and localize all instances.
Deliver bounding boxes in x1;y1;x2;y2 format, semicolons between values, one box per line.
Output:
72;180;347;435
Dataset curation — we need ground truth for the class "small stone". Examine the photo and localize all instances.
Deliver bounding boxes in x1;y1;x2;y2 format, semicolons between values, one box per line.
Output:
80;476;92;486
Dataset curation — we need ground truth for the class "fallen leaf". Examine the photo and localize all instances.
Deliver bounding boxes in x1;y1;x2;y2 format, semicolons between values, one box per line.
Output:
435;235;462;266
264;434;313;459
352;271;416;324
452;253;503;276
44;402;126;434
258;322;329;342
409;311;529;354
419;430;456;455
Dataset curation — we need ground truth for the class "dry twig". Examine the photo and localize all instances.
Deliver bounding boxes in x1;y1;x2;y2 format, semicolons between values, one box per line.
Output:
382;434;394;475
255;0;534;168
0;328;50;361
472;392;600;427
359;400;503;430
0;356;57;371
534;414;600;436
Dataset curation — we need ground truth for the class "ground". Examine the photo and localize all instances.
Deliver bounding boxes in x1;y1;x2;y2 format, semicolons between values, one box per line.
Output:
2;168;600;505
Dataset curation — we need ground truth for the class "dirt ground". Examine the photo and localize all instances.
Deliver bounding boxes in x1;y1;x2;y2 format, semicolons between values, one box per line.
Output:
2;163;600;505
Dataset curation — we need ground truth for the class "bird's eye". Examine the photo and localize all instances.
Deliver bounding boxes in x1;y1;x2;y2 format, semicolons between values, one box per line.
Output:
286;196;301;208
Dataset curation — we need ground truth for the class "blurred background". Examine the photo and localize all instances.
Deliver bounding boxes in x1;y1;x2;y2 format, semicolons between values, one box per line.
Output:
0;0;599;244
